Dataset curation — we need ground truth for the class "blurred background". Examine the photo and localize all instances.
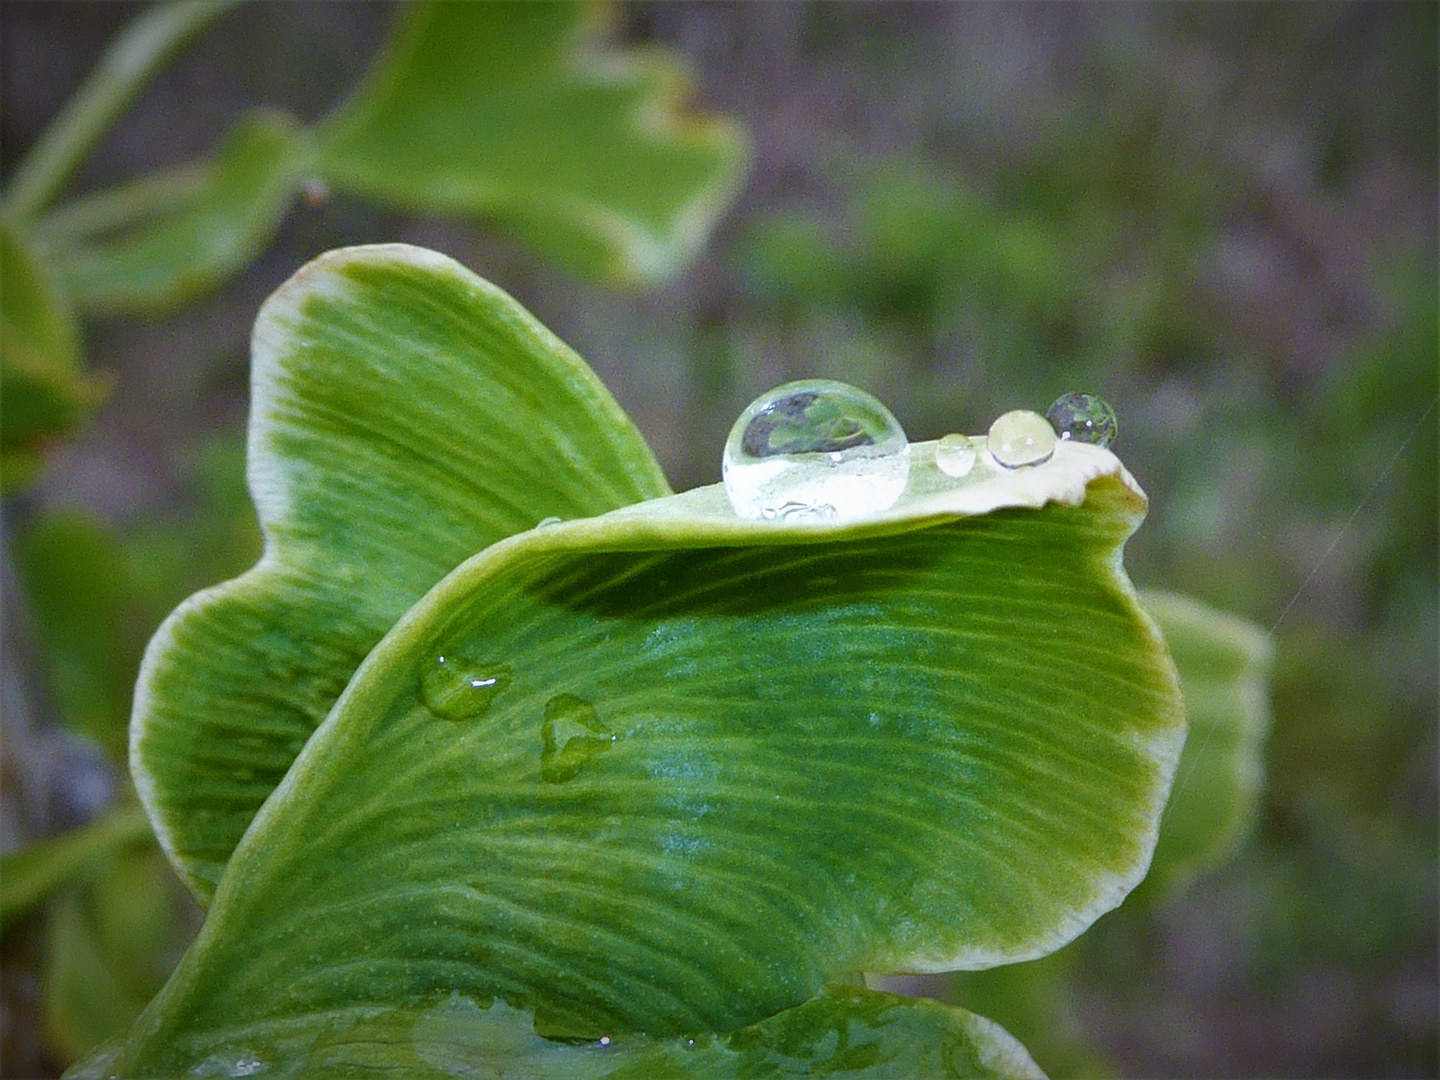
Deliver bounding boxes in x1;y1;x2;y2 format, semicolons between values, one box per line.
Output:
2;3;1435;1076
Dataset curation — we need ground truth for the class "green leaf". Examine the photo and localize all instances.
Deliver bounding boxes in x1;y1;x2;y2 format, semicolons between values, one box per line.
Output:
13;512;139;759
112;429;1181;1071
1134;589;1274;901
0;806;154;933
0;219;108;489
47;109;312;313
132;244;672;901
2;0;242;221
318;1;749;284
944;594;1274;1073
71;985;1044;1079
43;844;199;1064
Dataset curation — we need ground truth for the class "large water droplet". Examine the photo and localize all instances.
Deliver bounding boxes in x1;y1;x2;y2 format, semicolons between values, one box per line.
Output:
933;434;977;478
1045;392;1117;447
723;379;910;521
419;655;512;720
986;410;1056;469
540;694;614;783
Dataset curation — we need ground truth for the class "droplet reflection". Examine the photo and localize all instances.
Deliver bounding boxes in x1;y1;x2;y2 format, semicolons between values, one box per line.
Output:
934;434;977;478
1045;392;1118;447
986;410;1056;469
723;379;911;521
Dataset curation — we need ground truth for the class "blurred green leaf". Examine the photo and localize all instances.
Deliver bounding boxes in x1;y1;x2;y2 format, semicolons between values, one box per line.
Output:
318;1;749;284
13;513;139;758
132;244;673;901
1136;589;1273;902
2;0;241;222
0;219;109;489
48;109;312;314
0;806;153;933
43;844;198;1064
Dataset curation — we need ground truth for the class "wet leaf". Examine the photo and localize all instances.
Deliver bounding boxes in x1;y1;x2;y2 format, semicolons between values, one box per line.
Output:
71;985;1044;1079
111;243;1183;1075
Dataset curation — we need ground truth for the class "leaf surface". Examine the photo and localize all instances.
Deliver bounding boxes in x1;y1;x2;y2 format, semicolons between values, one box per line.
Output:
109;435;1182;1072
318;1;749;283
131;244;671;899
71;985;1044;1079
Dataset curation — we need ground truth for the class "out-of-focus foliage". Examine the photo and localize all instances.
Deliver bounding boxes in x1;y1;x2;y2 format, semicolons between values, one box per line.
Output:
2;0;748;489
0;222;109;489
319;3;748;284
3;3;1434;1078
46;108;312;313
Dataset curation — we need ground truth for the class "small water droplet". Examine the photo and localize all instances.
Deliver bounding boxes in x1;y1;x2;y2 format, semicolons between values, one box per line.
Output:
986;410;1056;469
1045;392;1117;447
230;1060;265;1078
723;379;910;521
540;694;614;783
933;434;977;477
536;516;563;528
419;655;512;720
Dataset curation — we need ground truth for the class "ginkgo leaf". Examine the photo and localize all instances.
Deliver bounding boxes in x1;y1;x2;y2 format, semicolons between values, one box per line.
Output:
107;427;1183;1073
70;984;1045;1079
1134;589;1273;901
49;109;312;313
131;244;671;900
0;219;108;489
317;1;749;284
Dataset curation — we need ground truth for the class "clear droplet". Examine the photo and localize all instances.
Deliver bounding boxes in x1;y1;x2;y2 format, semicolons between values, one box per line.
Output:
230;1060;265;1079
536;516;563;528
933;434;977;477
419;655;512;720
723;379;910;521
986;410;1056;469
1045;392;1118;447
540;694;614;783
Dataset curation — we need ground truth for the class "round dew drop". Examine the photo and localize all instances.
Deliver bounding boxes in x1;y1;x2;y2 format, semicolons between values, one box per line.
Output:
1045;392;1118;447
419;655;513;720
934;434;977;477
723;379;911;521
986;410;1056;468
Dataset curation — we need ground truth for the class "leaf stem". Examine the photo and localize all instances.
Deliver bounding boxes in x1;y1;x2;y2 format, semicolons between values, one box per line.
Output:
33;163;210;247
2;0;242;222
